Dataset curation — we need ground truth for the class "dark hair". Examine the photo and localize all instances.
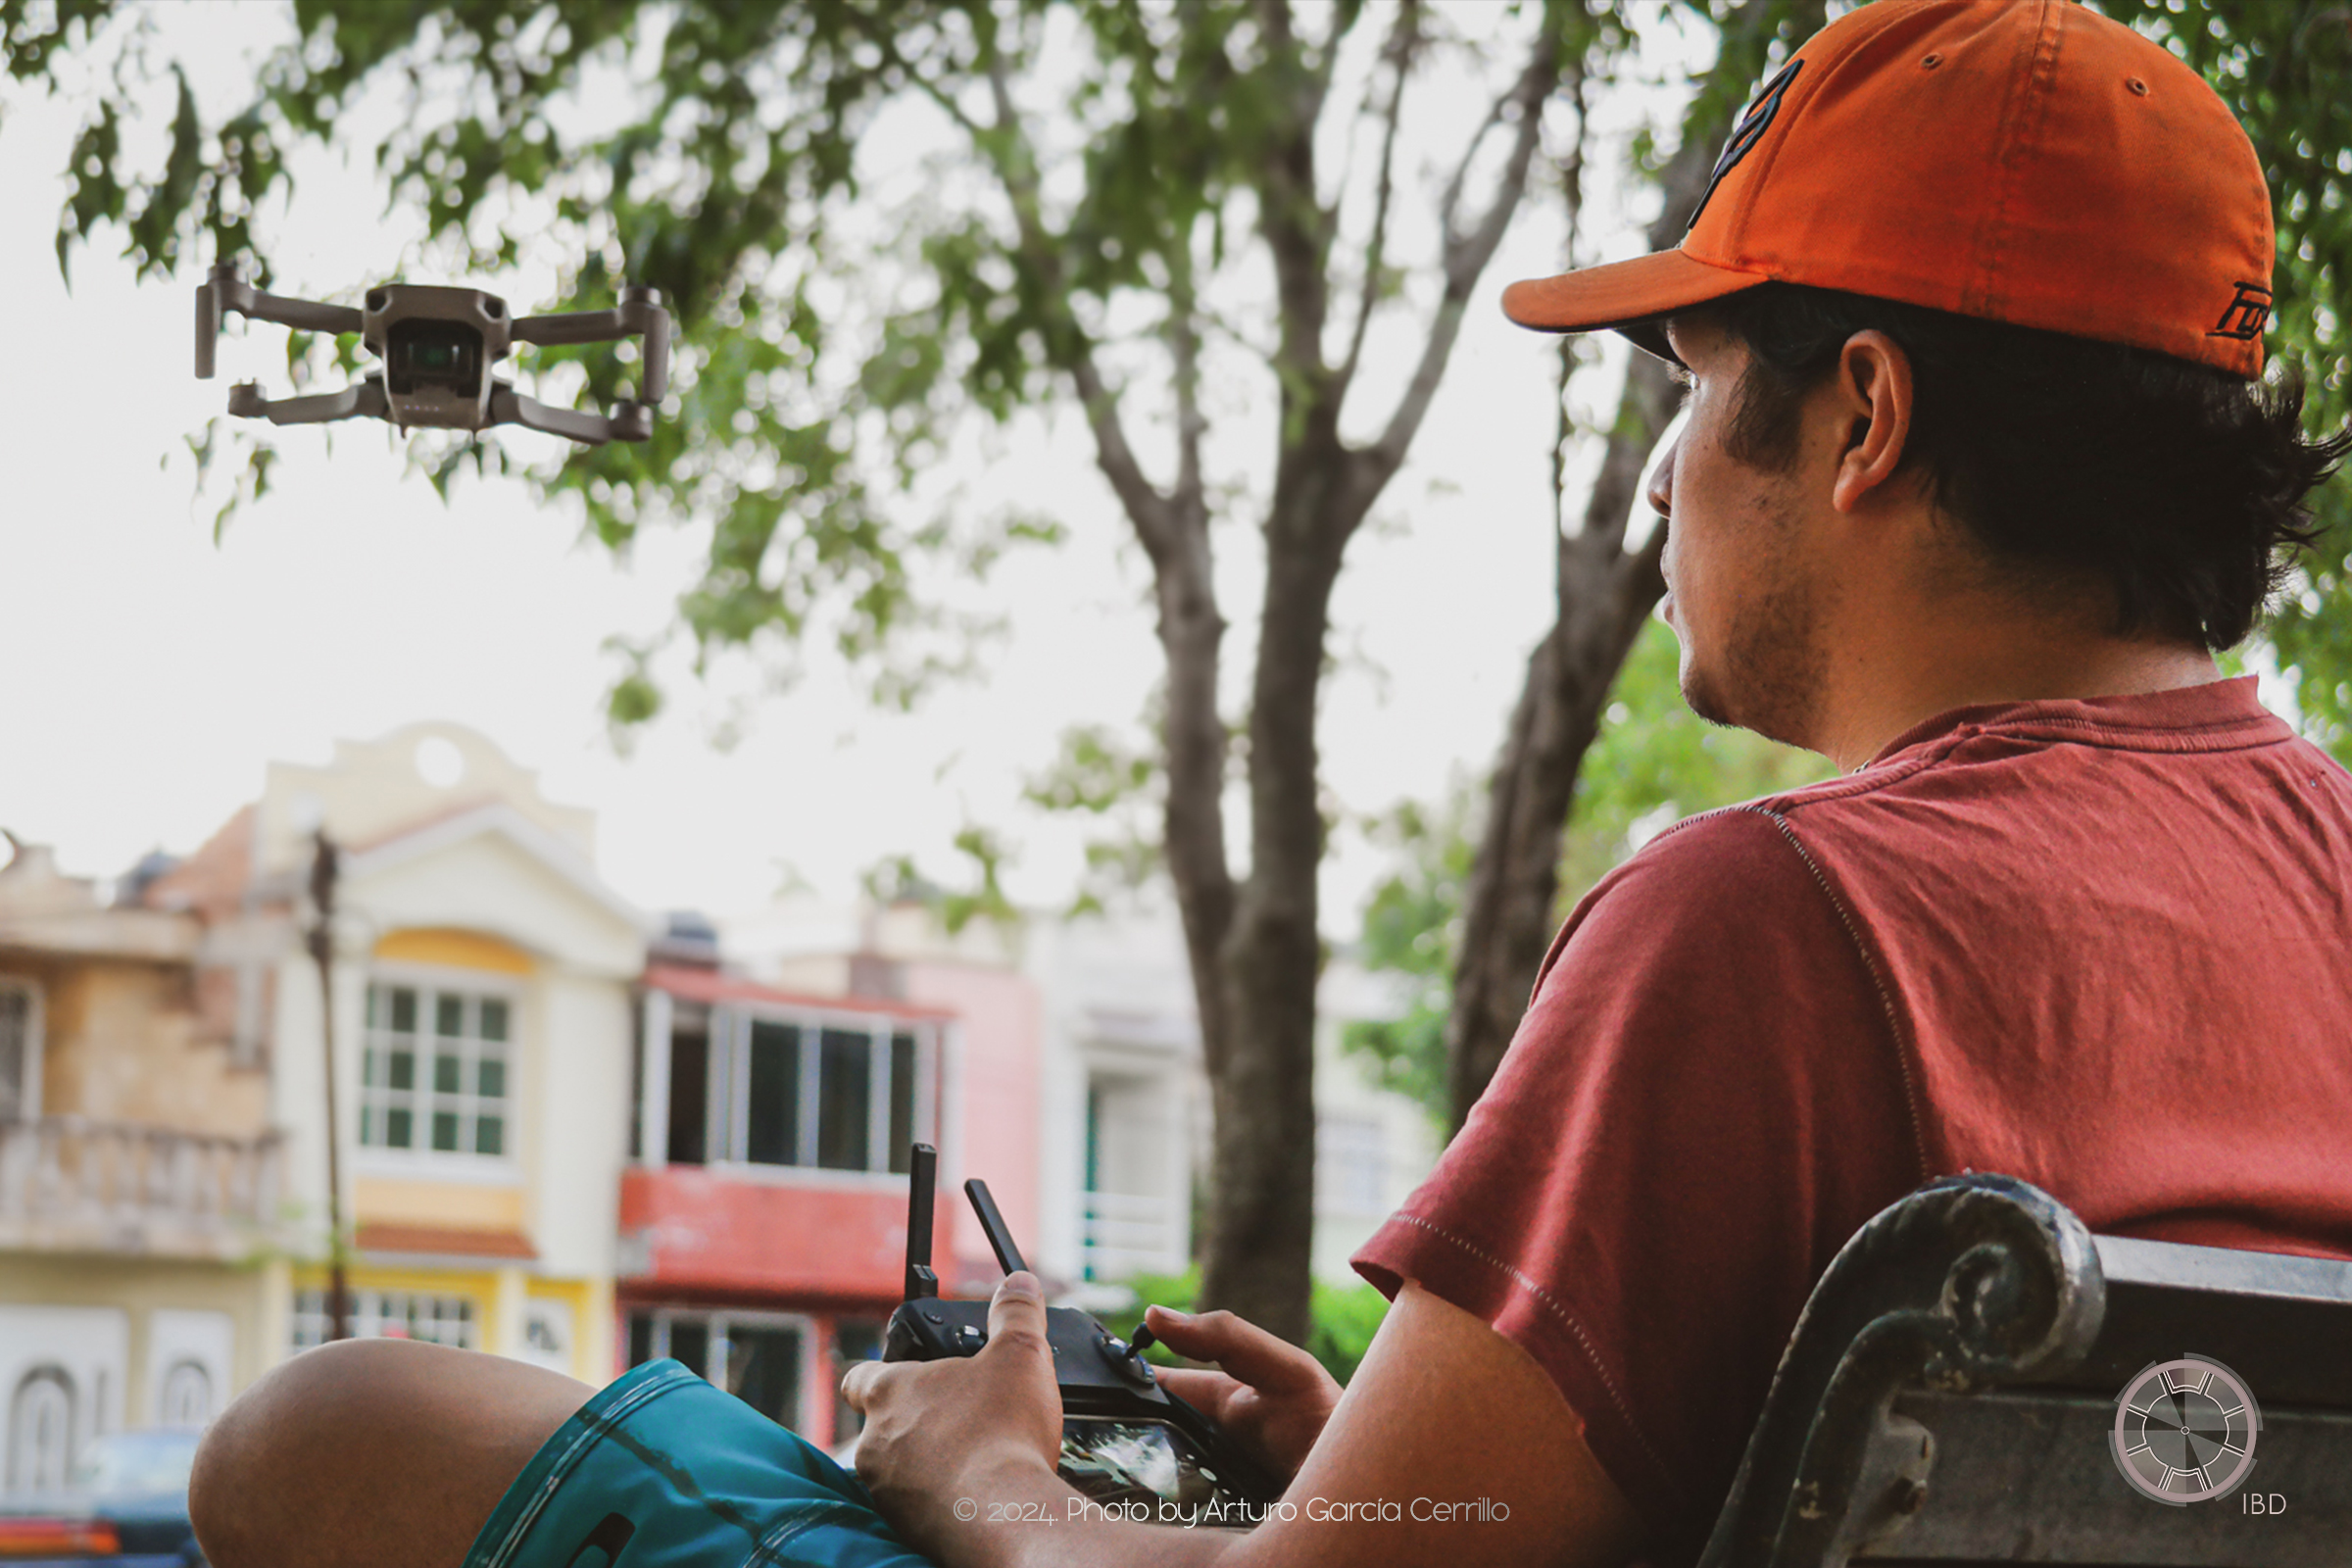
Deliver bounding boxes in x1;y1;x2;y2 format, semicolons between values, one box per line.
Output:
1703;283;2351;650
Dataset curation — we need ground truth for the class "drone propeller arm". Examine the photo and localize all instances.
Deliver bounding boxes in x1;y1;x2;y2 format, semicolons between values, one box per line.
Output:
228;378;390;427
196;264;364;378
511;288;671;403
488;384;652;446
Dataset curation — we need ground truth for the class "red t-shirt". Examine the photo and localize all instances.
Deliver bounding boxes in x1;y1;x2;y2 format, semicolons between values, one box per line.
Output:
1352;678;2352;1560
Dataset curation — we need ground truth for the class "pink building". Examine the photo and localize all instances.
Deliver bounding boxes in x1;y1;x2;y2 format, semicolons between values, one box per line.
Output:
619;912;1044;1448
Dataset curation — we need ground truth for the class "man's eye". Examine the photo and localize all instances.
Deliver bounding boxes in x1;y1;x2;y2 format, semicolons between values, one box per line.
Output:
1669;364;1695;392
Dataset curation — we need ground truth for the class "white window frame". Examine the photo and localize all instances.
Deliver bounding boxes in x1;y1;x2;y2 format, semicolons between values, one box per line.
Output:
289;1287;480;1351
0;978;43;1124
702;1005;937;1182
627;1305;817;1431
355;966;522;1174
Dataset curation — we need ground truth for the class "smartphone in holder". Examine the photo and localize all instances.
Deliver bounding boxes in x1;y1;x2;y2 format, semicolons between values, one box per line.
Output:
882;1145;1282;1523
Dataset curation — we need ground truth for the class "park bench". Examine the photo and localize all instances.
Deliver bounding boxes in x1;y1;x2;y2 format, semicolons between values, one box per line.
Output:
1698;1174;2352;1567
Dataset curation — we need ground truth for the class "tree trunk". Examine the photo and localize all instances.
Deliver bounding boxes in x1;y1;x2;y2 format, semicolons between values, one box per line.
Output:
1443;0;1816;1131
1200;476;1350;1342
1445;365;1675;1130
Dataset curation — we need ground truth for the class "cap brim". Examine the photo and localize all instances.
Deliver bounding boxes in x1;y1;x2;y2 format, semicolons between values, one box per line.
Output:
1500;248;1767;362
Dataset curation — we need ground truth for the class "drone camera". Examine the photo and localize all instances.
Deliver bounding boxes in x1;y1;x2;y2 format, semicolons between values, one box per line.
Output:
386;319;486;398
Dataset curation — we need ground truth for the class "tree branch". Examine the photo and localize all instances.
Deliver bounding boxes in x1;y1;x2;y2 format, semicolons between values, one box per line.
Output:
1361;7;1559;494
1334;1;1417;399
1251;0;1338;401
936;17;1194;575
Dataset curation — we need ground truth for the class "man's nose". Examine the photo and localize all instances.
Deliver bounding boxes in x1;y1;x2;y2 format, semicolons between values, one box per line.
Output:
1645;431;1677;520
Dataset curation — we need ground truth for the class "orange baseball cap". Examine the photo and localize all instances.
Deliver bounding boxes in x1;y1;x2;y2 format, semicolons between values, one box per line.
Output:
1502;0;2275;375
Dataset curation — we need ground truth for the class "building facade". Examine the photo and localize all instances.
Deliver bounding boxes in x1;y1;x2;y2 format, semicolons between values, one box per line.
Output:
2;721;1437;1483
150;722;646;1385
0;839;279;1494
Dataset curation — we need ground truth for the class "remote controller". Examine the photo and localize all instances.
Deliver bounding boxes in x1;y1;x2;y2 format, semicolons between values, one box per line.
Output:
882;1145;1282;1517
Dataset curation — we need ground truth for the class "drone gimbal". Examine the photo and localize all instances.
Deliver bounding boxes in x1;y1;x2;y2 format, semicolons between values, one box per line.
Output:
194;263;671;445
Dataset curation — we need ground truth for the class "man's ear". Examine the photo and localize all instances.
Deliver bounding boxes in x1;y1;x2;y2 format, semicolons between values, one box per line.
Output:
1830;329;1915;514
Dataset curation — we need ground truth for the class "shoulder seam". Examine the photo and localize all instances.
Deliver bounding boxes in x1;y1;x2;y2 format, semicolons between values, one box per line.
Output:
1735;805;1935;1184
1384;1210;1682;1504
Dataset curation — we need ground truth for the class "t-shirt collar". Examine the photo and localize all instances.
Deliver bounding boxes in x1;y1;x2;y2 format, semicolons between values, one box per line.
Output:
1861;675;2289;770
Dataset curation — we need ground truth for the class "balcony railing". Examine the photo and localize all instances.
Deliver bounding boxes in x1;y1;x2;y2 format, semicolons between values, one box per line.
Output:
1080;1189;1181;1281
0;1117;282;1258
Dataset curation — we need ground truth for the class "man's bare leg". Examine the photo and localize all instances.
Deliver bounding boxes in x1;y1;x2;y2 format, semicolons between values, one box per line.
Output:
190;1339;593;1568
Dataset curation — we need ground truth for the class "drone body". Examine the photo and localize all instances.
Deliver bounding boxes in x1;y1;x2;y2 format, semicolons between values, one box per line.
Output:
195;264;671;445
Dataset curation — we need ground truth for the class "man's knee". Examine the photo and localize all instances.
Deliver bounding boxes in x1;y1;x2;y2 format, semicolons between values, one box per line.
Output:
192;1339;591;1568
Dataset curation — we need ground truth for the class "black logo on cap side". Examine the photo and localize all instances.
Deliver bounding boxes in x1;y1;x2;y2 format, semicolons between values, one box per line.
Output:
1688;58;1804;234
2209;281;2272;341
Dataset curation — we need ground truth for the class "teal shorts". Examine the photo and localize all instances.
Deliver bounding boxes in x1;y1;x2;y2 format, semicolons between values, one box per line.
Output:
461;1360;935;1568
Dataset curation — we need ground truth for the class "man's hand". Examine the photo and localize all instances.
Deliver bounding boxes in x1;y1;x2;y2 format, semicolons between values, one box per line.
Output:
840;1272;1064;1555
1142;1304;1342;1482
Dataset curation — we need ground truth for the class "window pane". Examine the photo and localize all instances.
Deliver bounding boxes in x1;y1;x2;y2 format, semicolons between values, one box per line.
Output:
888;1033;917;1173
390;988;416;1033
746;1022;799;1166
474;1116;504;1157
362;1047;381;1088
389;1050;415;1091
436;995;465;1038
666;1031;709;1166
434;1054;462;1094
365;988;381;1029
478;1057;506;1099
386;1108;413;1149
668;1321;710;1379
816;1030;870;1171
627;1314;656;1369
480;999;509;1042
431;1111;460;1152
360;1104;377;1146
725;1326;804;1431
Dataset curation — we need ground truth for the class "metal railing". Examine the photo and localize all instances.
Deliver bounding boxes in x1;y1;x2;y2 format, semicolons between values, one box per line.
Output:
1080;1188;1180;1281
0;1116;282;1257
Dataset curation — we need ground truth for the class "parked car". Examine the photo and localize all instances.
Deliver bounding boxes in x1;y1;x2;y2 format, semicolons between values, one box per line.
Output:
0;1429;204;1568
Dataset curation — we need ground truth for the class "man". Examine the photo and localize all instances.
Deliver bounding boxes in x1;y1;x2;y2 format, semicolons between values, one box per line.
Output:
188;4;2352;1568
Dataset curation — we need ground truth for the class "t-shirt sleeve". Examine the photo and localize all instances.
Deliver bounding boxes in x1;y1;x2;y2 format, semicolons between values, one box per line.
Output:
1350;805;1926;1558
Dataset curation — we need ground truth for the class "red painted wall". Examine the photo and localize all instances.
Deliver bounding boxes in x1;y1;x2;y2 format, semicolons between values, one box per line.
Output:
618;1165;957;1302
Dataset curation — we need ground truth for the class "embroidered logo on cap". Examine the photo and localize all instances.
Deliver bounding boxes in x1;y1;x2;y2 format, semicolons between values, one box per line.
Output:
1688;58;1804;233
2209;281;2273;341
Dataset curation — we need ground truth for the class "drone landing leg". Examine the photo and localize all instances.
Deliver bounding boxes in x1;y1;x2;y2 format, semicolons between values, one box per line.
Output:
228;380;391;427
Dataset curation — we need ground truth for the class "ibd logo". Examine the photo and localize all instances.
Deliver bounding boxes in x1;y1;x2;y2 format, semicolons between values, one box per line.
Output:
2209;281;2273;341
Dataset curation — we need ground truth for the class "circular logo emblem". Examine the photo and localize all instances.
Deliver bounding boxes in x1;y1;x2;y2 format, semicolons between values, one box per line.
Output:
2111;1354;2261;1504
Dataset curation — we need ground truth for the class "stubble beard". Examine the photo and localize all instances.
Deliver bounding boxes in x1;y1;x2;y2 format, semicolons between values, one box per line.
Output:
1677;512;1830;752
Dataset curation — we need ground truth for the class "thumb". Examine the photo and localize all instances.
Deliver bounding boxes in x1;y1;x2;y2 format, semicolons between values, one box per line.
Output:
987;1270;1049;1354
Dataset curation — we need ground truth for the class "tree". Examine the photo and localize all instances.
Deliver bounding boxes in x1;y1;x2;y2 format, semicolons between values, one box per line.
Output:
1;0;1622;1342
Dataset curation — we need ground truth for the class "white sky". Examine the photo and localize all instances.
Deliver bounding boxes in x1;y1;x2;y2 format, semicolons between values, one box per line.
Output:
0;4;1696;931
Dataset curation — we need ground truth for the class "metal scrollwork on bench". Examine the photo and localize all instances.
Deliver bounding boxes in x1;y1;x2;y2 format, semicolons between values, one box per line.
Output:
1697;1174;2108;1568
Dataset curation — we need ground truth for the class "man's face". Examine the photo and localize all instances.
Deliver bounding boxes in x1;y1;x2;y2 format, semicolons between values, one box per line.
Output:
1649;314;1836;750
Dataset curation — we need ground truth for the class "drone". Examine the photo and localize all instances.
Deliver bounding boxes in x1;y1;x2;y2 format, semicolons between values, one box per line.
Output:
193;262;671;446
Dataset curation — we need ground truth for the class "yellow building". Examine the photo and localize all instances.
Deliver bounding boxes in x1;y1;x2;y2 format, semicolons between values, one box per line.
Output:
151;722;646;1386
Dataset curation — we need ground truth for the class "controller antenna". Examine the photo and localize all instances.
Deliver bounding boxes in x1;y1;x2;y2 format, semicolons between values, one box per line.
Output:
904;1143;940;1300
963;1178;1030;1276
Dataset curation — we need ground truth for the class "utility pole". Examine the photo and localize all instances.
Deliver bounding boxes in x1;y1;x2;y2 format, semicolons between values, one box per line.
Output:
307;830;352;1343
